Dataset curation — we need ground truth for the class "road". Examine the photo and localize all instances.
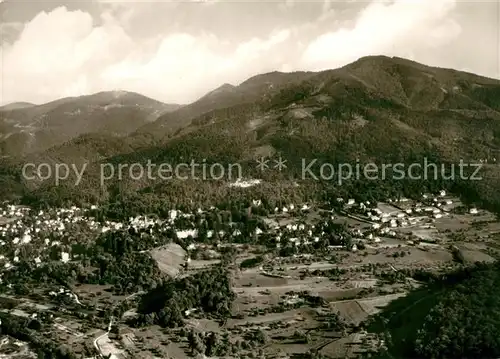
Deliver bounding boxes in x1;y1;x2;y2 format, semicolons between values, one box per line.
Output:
91;290;143;358
93;318;112;358
125;291;145;301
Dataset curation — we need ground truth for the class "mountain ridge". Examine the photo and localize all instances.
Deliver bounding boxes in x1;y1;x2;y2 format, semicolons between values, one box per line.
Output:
1;55;500;212
0;91;182;156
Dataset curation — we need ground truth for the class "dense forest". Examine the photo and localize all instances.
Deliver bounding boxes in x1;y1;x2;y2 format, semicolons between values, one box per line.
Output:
19;165;500;224
367;261;500;359
133;268;235;328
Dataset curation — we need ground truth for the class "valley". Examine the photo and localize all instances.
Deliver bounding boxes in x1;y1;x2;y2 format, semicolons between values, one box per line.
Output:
0;55;500;359
0;191;498;358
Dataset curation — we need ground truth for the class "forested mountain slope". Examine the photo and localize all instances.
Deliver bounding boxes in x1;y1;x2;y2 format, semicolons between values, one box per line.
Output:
1;55;499;213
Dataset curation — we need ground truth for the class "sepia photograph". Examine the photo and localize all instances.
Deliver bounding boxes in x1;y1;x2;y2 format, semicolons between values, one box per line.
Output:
0;0;500;358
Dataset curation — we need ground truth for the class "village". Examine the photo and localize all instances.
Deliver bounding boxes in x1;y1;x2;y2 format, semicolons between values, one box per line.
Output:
0;189;499;359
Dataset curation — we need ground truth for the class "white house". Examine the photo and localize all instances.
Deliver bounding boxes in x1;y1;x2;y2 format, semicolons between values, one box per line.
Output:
61;252;70;263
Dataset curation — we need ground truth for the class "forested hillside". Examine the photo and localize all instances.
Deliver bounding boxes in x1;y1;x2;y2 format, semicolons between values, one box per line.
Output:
367;261;500;359
0;56;499;215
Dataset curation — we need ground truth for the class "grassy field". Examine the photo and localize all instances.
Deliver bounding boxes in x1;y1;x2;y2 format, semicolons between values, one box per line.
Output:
150;243;186;277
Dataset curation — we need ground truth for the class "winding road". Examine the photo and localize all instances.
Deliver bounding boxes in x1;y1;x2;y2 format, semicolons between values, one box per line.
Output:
93;318;113;358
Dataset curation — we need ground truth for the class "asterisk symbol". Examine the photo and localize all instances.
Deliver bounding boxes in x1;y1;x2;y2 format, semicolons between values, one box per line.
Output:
274;156;287;171
256;157;269;172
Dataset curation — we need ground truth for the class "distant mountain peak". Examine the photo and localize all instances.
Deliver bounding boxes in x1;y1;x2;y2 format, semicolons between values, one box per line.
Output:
0;90;181;155
219;83;236;89
212;83;236;93
198;83;237;101
89;90;136;100
0;102;36;111
239;70;315;89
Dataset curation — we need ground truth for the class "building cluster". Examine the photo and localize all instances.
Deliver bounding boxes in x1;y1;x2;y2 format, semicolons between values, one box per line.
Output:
0;190;480;280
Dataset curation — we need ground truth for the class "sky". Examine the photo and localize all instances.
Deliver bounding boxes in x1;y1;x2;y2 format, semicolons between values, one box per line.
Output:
0;0;499;105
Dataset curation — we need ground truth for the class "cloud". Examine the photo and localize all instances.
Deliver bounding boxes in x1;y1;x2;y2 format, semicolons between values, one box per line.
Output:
0;0;495;106
301;0;461;70
1;7;137;103
0;5;292;105
101;29;291;102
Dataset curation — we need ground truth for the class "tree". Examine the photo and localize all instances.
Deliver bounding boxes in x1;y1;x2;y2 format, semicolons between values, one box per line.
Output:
188;330;205;355
27;319;42;331
110;324;120;335
205;332;221;356
253;329;269;345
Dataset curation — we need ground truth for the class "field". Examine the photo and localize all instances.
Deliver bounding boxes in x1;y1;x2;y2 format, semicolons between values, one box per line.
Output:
150;243;186;277
1;196;498;359
216;200;499;357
